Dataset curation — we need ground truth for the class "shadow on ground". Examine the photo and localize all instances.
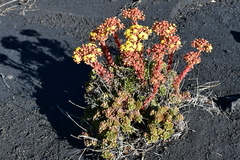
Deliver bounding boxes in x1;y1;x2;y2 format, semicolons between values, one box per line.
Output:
0;29;91;148
230;30;240;43
214;94;240;121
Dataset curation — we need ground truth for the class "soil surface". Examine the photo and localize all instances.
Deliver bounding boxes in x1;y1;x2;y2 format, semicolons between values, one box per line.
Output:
1;0;240;159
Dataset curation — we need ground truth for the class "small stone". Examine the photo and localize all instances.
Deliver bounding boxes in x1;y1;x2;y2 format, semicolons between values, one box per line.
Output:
6;75;14;80
230;98;240;112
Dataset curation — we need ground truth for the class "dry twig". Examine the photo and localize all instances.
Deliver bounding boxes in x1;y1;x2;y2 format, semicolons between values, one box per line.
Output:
0;0;37;16
0;73;10;88
57;105;87;132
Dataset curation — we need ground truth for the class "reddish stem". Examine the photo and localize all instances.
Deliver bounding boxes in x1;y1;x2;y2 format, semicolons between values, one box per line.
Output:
141;58;163;110
167;52;174;71
141;84;159;110
173;64;193;93
133;54;146;82
113;32;121;48
155;56;164;72
100;41;114;66
132;21;137;25
91;61;113;83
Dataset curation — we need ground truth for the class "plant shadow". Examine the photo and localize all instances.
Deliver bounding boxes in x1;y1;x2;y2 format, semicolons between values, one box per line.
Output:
230;30;240;43
214;94;240;112
0;29;91;148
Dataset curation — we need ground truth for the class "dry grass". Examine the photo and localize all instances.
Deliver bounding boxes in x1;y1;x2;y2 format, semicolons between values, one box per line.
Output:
0;0;37;16
186;79;221;114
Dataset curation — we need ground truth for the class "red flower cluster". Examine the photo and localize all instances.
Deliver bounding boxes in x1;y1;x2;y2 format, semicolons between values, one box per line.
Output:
184;51;201;68
151;21;181;71
152;21;177;37
162;35;181;53
90;17;125;42
122;7;145;24
147;44;165;61
89;17;124;66
173;39;212;92
120;50;146;81
191;38;213;52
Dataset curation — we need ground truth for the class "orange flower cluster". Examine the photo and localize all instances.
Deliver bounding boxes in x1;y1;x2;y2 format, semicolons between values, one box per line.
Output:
161;35;181;53
147;43;165;61
89;17;124;66
73;43;113;83
152;21;177;37
122;7;145;24
89;17;124;42
184;51;201;68
142;44;166;109
147;44;166;85
173;39;212;92
191;38;213;52
152;21;181;71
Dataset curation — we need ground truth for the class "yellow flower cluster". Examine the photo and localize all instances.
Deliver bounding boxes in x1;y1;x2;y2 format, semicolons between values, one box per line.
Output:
124;25;152;42
120;24;152;52
73;43;102;64
120;41;143;52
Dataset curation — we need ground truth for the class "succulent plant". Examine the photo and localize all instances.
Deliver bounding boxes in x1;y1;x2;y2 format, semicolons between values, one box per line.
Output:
72;7;212;159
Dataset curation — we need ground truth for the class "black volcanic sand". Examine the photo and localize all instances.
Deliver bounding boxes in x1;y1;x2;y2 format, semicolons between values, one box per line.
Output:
1;0;240;159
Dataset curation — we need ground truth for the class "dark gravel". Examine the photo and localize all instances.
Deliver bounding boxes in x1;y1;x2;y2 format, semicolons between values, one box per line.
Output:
1;0;240;159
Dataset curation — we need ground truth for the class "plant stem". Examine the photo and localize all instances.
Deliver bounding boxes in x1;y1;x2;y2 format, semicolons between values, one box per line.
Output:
100;41;114;66
132;21;138;25
113;32;121;48
91;61;113;83
173;64;192;93
167;52;174;71
141;83;159;110
142;59;163;109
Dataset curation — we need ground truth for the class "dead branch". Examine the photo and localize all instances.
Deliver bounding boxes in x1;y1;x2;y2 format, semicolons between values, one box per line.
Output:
0;0;37;16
